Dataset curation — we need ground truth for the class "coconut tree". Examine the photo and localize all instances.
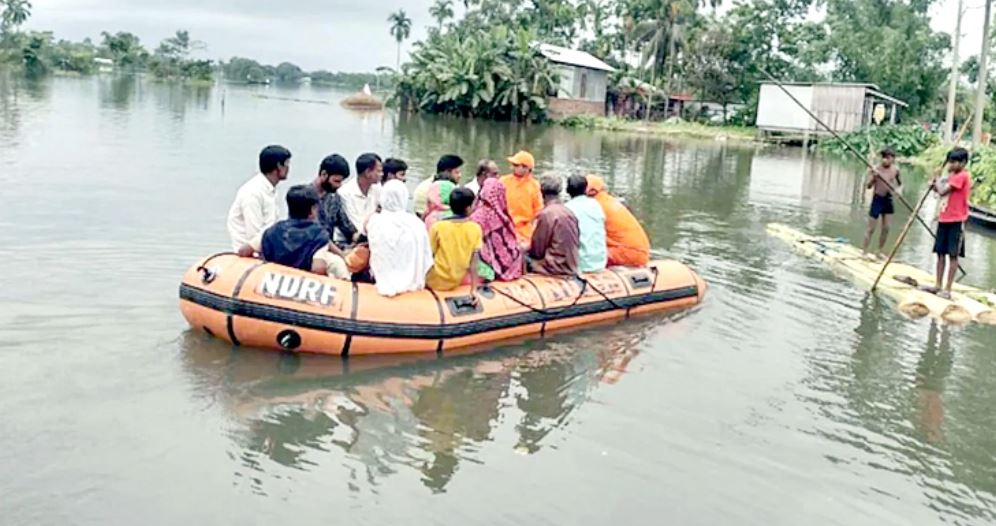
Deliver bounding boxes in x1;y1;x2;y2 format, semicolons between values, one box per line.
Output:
429;0;454;30
1;0;32;33
388;9;413;71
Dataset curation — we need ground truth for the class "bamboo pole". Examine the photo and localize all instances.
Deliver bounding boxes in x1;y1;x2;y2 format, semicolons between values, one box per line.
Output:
870;182;940;291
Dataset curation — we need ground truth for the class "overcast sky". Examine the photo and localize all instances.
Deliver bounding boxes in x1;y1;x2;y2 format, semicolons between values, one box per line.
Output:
23;0;991;74
26;0;445;72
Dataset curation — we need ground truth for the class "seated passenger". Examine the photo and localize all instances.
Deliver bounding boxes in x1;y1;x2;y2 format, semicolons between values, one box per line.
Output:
381;157;409;184
238;185;335;276
367;180;433;297
314;154;358;248
424;180;455;231
528;176;580;276
500;150;543;244
339;153;382;239
465;159;499;197
586;175;651;267
426;187;482;298
414;154;463;218
564;175;607;273
227;145;290;251
469;178;524;281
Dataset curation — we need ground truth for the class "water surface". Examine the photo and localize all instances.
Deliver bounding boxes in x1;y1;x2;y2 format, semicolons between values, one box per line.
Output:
2;75;995;525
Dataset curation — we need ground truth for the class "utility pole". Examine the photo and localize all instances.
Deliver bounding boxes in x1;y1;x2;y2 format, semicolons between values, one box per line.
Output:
973;0;993;145
944;0;964;142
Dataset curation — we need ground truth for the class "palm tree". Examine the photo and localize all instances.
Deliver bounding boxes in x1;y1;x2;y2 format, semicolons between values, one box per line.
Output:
429;0;454;30
388;9;413;71
1;0;32;33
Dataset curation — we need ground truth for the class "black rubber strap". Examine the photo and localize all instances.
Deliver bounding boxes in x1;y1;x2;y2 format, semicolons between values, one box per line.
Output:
226;261;265;345
520;277;548;335
341;282;360;357
427;288;446;353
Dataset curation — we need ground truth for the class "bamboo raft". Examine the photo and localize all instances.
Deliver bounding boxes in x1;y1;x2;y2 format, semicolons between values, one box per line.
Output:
767;223;996;325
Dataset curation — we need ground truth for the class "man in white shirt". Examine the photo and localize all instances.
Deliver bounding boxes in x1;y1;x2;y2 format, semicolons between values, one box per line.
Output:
336;153;382;243
227;145;291;251
464;159;498;196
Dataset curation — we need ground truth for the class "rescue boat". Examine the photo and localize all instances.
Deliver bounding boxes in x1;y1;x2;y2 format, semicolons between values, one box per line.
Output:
178;254;707;356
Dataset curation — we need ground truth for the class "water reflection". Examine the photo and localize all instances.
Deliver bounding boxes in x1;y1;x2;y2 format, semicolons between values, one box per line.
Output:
180;316;665;494
98;74;140;111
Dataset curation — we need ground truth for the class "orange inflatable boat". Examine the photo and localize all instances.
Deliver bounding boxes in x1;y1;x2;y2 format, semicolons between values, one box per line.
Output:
178;254;706;356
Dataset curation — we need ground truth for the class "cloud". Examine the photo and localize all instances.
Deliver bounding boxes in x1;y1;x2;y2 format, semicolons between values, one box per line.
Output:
25;0;435;71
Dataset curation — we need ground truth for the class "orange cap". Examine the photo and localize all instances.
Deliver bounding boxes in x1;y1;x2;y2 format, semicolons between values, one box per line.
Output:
507;150;535;170
585;175;605;197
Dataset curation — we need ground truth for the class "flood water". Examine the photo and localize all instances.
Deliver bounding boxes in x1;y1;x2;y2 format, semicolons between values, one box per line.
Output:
2;74;995;525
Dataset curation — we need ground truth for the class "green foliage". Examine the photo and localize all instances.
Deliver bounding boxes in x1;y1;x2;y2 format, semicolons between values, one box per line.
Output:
148;30;213;82
395;26;558;122
819;125;938;158
100;31;148;69
559;114;603;129
222;56;269;83
388;9;413;69
429;0;454;29
1;0;31;33
965;147;996;208
682;22;740;121
275;61;304;83
823;0;948;115
49;38;97;74
0;31;95;75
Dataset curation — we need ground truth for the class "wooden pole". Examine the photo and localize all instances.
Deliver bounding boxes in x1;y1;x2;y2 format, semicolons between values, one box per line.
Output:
870;181;939;291
973;0;992;144
944;0;964;141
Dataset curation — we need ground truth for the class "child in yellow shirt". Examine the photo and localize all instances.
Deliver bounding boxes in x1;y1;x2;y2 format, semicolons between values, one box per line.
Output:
427;187;482;300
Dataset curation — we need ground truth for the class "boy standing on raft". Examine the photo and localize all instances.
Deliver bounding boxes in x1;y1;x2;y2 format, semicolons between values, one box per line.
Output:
927;148;971;299
861;147;901;258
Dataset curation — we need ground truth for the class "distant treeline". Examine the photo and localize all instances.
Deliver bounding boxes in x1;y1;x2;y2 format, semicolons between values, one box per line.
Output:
0;23;388;89
220;56;392;89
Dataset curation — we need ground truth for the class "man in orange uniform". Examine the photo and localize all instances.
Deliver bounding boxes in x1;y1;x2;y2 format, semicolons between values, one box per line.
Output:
586;175;651;267
500;150;543;245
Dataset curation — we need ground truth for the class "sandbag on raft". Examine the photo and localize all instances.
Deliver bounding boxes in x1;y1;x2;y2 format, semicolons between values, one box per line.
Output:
766;223;996;325
178;254;707;356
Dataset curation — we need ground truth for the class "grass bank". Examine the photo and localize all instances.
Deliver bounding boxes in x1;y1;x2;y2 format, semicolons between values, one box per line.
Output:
556;115;757;142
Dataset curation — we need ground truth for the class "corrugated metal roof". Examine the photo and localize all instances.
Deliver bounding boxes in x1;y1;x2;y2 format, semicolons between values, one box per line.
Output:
538;43;615;72
758;81;881;90
867;89;908;108
758;81;908;106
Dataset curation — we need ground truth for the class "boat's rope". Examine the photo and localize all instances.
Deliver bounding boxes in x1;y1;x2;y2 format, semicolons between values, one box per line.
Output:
490;272;632;315
575;275;627;310
489;278;589;316
195;252;237;283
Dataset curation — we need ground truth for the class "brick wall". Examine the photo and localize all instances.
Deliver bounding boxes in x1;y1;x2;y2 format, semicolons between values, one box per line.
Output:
546;97;606;119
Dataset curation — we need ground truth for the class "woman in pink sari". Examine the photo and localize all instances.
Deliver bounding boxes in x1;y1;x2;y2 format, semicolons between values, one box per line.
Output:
469;178;524;281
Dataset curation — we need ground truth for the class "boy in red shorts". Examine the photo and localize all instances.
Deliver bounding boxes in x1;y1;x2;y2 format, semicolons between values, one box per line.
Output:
927;148;971;299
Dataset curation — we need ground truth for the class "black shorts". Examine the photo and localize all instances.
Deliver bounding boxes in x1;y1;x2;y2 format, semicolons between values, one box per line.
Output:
933;222;966;257
869;194;894;218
